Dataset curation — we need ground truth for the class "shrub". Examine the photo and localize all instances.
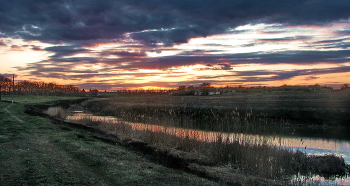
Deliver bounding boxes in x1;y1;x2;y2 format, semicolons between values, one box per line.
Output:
307;154;347;177
45;107;66;119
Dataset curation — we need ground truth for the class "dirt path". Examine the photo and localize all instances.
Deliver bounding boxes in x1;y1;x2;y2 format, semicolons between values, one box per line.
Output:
3;104;24;124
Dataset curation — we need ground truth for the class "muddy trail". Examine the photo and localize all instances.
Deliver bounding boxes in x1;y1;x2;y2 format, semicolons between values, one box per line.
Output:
23;100;285;186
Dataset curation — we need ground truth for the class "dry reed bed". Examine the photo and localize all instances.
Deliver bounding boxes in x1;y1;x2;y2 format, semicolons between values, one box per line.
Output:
45;95;349;184
62;110;349;182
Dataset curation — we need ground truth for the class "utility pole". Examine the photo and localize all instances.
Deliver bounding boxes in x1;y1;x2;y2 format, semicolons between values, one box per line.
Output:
12;74;15;103
13;74;15;92
0;85;2;101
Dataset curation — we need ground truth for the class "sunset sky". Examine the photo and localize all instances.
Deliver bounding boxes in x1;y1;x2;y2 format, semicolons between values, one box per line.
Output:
1;0;350;91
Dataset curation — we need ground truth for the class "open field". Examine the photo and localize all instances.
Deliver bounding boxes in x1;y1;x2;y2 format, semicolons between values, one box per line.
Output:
0;98;221;186
0;95;85;104
88;90;350;128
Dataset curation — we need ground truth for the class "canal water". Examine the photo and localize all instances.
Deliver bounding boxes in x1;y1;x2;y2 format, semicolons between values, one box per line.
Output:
66;110;350;185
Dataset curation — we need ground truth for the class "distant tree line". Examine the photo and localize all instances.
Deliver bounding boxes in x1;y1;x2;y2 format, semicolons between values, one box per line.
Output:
171;83;350;96
172;83;217;96
0;75;80;96
113;89;171;94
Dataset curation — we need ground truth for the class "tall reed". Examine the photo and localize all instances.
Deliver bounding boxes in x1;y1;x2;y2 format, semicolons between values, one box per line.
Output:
78;99;348;181
69;112;313;180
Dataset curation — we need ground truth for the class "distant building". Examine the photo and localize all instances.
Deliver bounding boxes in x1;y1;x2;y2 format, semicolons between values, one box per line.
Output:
194;89;221;96
208;91;221;96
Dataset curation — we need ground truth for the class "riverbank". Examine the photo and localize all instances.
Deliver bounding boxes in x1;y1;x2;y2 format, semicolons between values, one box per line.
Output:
2;95;348;185
0;97;222;186
21;97;286;185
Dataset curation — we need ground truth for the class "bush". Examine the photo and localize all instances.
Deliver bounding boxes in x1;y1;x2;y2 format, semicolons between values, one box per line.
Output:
307;154;347;177
45;107;66;119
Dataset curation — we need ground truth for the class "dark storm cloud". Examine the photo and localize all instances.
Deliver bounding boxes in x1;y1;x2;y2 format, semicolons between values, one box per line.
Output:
1;0;350;46
18;55;172;80
75;71;170;81
257;37;296;42
41;72;163;81
225;50;350;64
336;42;350;49
337;30;350;36
18;46;350;80
316;40;350;49
315;38;345;44
257;36;313;42
77;80;184;90
100;50;146;57
158;49;350;67
30;45;42;51
50;57;101;64
44;46;90;58
195;63;233;71
196;66;350;83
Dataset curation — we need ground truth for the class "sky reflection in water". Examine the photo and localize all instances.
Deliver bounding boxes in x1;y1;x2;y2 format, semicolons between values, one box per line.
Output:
67;112;350;185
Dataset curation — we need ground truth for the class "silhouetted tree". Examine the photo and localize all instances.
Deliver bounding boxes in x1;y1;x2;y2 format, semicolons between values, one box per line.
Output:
341;84;349;90
90;89;99;97
178;85;186;90
200;82;211;87
0;75;11;82
200;83;216;96
0;75;12;94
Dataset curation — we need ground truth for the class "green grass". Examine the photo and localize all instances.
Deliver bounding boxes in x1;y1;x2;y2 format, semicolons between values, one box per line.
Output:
1;95;84;104
0;99;220;186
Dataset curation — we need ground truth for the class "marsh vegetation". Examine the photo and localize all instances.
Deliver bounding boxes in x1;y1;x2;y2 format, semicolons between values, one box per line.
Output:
62;90;350;184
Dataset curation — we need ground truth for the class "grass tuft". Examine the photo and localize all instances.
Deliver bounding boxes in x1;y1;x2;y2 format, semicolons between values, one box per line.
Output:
45;107;67;119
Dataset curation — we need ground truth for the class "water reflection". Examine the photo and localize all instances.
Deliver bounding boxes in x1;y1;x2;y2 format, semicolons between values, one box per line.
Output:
66;111;350;185
292;175;350;186
131;122;350;164
66;112;350;164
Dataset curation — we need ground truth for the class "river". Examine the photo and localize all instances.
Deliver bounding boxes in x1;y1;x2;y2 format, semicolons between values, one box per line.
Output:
66;110;350;185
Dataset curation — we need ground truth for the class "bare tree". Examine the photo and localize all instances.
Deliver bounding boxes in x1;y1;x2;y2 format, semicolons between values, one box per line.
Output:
341;84;349;90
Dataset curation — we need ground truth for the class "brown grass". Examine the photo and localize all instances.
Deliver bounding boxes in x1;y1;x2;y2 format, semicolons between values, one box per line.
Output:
45;107;67;119
66;93;350;181
70;114;329;180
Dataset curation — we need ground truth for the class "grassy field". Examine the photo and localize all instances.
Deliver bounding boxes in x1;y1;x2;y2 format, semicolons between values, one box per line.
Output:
0;95;84;104
92;90;350;126
0;98;220;186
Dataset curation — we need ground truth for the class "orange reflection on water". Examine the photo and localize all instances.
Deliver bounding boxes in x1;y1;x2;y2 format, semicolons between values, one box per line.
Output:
128;122;348;154
67;112;349;158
